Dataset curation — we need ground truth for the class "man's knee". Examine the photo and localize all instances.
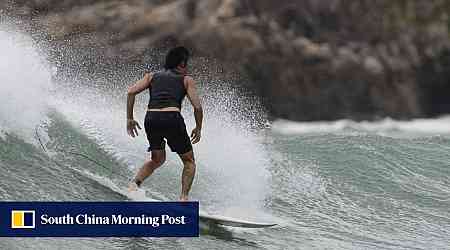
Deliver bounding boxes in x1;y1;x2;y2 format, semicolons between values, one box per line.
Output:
180;151;195;164
153;156;165;166
151;152;166;167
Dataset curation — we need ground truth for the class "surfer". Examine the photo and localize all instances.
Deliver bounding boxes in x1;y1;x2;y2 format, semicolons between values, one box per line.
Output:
126;46;203;201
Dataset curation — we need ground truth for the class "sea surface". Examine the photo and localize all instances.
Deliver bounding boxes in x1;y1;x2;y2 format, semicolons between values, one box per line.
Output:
1;25;449;250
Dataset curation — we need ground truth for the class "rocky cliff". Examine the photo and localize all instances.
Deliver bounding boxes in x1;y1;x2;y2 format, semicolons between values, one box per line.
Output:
2;0;450;121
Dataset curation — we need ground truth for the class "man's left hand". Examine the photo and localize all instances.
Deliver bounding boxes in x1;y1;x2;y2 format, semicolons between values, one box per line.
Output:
191;127;201;144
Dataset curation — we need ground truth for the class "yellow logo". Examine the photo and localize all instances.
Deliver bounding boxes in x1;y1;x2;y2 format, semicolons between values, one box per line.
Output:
11;210;35;229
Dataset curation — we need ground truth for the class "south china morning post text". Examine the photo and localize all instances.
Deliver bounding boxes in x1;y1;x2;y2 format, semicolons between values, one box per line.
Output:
40;213;186;227
0;202;199;237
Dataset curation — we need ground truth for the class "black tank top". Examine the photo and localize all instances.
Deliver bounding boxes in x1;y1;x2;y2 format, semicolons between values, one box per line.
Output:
148;69;186;109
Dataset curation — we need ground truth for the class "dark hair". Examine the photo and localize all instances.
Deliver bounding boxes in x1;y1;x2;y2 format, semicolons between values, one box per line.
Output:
164;46;190;69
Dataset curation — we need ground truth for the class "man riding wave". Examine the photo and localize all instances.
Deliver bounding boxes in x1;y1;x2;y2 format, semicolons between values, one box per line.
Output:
126;47;203;201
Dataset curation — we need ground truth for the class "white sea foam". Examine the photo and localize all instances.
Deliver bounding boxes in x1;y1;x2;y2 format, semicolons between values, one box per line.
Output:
45;60;271;213
50;78;271;210
272;116;450;136
0;23;273;215
0;25;52;141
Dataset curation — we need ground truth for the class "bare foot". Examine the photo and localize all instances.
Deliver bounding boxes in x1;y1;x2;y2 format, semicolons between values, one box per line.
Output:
128;182;139;193
179;195;189;202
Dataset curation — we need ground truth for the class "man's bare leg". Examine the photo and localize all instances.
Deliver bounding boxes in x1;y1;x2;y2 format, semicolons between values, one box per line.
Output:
178;150;196;201
129;150;166;191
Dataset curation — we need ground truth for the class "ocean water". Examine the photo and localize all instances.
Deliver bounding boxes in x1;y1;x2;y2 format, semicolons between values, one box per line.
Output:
1;25;449;250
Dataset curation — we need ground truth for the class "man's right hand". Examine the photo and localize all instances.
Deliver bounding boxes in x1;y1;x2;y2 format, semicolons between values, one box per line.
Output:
127;119;141;138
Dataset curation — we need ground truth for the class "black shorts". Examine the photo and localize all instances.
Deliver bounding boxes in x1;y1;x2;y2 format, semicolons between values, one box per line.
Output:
144;111;192;154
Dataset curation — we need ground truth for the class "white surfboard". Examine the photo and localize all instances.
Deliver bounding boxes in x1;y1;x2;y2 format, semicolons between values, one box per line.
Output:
125;190;276;228
198;212;277;228
78;170;276;228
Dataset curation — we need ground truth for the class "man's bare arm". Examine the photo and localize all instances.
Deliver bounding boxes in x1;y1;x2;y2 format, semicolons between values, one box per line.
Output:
127;73;152;137
185;76;203;144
